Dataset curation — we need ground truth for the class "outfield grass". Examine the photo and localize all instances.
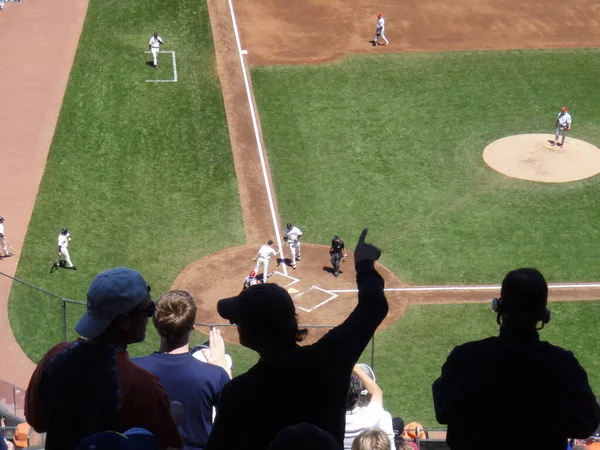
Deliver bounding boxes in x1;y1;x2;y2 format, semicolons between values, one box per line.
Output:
8;0;245;362
364;300;600;427
252;49;600;285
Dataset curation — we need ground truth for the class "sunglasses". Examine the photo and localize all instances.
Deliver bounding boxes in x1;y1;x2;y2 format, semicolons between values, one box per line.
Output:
128;300;156;318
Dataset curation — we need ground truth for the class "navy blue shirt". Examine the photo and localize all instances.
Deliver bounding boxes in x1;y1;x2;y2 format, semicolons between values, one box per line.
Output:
134;352;230;450
0;428;7;450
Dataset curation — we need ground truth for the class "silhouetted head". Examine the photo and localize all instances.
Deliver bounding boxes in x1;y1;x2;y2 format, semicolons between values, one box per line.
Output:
217;284;307;354
493;268;551;329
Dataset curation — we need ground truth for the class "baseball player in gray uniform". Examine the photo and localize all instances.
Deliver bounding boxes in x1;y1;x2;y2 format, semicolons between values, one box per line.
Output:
284;222;303;269
552;106;572;148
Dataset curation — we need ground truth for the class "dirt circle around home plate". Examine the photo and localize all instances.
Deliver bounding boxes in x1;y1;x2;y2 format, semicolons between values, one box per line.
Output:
171;243;406;345
483;134;600;183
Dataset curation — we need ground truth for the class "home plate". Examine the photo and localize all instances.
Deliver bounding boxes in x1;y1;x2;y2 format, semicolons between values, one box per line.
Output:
287;288;299;294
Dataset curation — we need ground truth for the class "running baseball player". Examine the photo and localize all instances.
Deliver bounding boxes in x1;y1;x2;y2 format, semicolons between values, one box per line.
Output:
283;222;303;269
0;217;12;257
55;228;76;270
148;32;163;69
374;13;389;46
254;240;277;282
329;235;348;278
552;106;572;148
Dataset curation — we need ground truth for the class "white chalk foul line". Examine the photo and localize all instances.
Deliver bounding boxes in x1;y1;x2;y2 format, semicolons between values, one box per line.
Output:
329;282;600;294
144;50;177;83
271;271;300;289
227;0;287;275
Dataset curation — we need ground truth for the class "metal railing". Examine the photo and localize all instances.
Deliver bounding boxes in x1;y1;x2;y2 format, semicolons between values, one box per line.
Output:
0;271;85;342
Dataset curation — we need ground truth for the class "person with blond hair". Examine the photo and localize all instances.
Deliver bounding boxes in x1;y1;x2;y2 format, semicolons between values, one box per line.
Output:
351;428;391;450
135;290;231;450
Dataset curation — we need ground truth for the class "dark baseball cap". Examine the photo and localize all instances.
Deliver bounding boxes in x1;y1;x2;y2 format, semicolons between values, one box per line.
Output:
500;268;548;318
217;283;296;327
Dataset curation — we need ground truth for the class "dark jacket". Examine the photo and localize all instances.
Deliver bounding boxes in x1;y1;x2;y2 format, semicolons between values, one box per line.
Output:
432;326;600;450
206;259;389;450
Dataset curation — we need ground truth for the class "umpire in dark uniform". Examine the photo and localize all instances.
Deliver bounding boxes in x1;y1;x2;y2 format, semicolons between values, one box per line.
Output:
329;235;347;278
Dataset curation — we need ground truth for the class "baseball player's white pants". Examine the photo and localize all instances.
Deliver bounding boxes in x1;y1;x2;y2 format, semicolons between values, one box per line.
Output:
151;47;159;66
57;247;73;267
289;241;301;266
555;126;567;145
375;28;389;45
0;237;8;255
255;257;270;281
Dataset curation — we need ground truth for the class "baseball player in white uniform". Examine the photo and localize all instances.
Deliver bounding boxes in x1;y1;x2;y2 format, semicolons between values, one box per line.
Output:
0;217;12;257
284;222;303;269
552;106;572;148
254;240;277;282
149;32;163;69
55;228;76;270
374;13;389;46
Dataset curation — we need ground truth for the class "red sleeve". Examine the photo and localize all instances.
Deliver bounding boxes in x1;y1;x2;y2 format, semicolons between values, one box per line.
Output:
25;342;72;432
117;353;183;450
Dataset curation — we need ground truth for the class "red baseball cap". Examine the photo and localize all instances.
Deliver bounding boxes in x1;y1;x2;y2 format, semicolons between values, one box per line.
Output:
562;106;568;112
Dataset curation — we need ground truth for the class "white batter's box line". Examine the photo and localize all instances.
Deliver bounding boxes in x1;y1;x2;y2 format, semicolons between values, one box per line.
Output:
295;286;339;313
329;281;600;294
271;271;300;289
144;50;178;83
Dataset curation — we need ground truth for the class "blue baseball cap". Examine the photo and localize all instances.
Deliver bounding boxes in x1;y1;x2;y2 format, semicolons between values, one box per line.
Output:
75;268;150;339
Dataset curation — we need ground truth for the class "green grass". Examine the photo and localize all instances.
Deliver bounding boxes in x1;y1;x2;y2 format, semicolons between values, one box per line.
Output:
8;0;245;362
252;49;600;285
368;300;600;427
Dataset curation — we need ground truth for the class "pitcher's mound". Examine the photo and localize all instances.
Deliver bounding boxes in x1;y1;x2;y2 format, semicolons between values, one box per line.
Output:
483;134;600;183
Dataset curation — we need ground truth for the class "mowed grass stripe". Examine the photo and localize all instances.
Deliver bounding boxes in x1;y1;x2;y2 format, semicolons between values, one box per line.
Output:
9;0;245;362
252;49;600;285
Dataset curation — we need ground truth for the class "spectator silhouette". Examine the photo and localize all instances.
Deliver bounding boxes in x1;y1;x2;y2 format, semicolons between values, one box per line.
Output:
206;229;389;450
344;365;395;449
433;268;600;450
25;268;183;450
268;423;342;450
134;290;231;450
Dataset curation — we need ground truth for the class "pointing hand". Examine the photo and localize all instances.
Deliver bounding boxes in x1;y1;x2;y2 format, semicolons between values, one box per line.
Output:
354;228;381;265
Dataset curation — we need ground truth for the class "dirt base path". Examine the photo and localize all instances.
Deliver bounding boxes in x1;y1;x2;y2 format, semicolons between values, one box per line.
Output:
0;0;89;389
232;0;600;65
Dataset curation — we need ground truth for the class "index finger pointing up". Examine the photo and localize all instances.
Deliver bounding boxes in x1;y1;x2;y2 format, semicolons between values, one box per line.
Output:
358;228;368;245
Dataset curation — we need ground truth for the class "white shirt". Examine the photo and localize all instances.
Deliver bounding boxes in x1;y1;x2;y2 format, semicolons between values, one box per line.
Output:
58;233;71;249
149;35;163;48
377;17;385;30
0;224;4;236
557;111;572;128
284;226;303;242
244;275;258;288
257;244;277;259
344;401;396;450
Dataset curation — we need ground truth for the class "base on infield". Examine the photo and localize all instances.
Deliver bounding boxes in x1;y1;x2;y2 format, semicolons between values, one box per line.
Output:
483;133;600;183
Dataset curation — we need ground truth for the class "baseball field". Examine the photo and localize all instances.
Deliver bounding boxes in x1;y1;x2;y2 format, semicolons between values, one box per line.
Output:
2;0;600;428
